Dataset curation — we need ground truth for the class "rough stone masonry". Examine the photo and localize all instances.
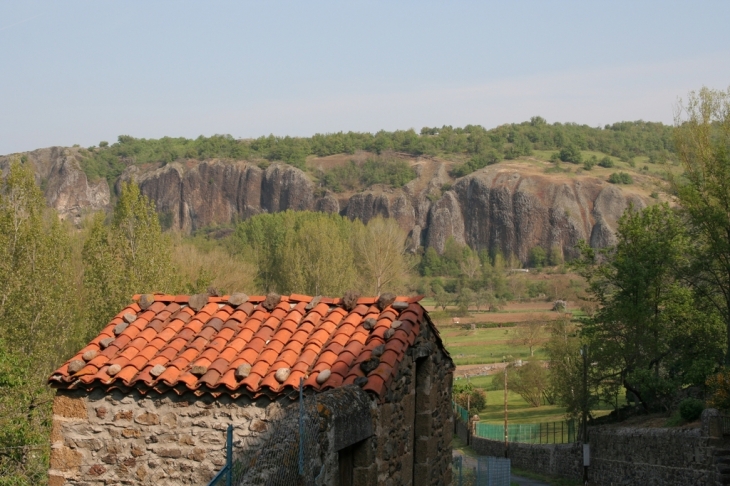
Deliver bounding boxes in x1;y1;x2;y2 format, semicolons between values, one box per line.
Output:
49;314;454;485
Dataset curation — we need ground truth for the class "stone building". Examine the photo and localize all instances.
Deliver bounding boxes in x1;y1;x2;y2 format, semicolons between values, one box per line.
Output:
48;292;454;485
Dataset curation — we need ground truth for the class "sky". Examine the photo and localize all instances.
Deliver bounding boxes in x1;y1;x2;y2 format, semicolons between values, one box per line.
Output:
1;1;729;155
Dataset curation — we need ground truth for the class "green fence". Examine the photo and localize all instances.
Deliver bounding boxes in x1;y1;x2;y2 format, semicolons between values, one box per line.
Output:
453;402;469;423
474;420;577;444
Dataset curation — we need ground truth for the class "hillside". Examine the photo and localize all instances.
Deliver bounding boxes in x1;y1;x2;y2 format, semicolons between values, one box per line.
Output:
0;120;676;262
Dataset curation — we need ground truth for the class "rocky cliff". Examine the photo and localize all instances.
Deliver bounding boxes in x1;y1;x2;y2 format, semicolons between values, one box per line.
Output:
0;147;110;223
120;158;645;260
1;149;646;261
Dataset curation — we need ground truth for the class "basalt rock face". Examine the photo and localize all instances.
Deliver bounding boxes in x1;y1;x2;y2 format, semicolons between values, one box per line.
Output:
2;148;647;262
0;147;110;223
121;160;317;232
447;168;646;261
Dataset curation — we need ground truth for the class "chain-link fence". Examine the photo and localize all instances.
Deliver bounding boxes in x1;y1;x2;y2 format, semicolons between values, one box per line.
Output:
452;454;511;486
209;382;325;486
454;401;469;423
474;420;577;444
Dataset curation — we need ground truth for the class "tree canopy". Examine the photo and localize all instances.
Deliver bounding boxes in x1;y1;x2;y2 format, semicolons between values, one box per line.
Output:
575;203;725;411
78;119;677;183
672;86;730;364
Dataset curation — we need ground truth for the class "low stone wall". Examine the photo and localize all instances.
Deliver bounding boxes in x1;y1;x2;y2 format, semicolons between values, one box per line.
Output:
589;426;719;486
470;436;582;480
49;388;277;485
467;413;723;486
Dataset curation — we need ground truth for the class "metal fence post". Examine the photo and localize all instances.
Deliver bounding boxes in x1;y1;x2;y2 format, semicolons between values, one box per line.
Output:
226;424;233;486
298;377;304;477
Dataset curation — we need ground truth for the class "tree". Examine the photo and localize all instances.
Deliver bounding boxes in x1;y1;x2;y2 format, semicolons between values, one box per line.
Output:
287;217;356;296
576;203;724;411
419;246;442;277
672;86;730;364
528;246;547;268
433;286;452;311
83;182;176;334
353;216;410;295
453;381;487;416
456;288;475;314
0;163;80;483
509;320;546;356
544;319;593;419
474;289;497;311
492;362;549;408
235;211;358;295
0;163;79;365
548;246;564;266
459;251;481;280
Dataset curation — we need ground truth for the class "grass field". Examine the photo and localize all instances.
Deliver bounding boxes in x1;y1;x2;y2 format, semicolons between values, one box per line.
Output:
440;326;548;365
438;294;615;424
456;374;569;424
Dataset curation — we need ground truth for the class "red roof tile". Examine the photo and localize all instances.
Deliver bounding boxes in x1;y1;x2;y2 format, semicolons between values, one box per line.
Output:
49;294;448;399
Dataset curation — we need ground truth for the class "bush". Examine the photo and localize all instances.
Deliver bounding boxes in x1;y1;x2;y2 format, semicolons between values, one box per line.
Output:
528;246;547;268
678;398;704;422
453;382;487;416
598;156;614;168
706;369;730;410
608;172;633;184
450;150;501;177
559;145;582;164
320;157;416;192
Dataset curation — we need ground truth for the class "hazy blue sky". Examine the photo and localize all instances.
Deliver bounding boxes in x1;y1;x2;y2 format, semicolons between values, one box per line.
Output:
1;1;729;155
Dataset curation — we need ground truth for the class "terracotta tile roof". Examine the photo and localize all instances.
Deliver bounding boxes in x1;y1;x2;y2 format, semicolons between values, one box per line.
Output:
49;293;446;399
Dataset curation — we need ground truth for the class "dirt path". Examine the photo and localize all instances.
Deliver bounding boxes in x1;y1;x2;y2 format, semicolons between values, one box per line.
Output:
452;450;550;486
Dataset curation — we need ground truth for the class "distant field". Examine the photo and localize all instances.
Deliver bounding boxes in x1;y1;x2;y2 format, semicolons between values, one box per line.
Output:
440;326;548;365
457;374;615;424
439;295;616;423
434;298;572;365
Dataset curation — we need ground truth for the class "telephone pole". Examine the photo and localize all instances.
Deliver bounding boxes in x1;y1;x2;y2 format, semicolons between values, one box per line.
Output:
504;367;508;455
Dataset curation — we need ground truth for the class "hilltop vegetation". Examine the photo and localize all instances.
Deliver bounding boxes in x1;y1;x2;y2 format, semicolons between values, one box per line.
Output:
77;119;676;184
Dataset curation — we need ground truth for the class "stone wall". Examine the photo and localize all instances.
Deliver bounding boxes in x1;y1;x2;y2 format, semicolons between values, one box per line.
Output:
467;414;724;486
49;388;280;485
589;426;719;486
332;321;454;486
470;435;582;480
50;319;454;486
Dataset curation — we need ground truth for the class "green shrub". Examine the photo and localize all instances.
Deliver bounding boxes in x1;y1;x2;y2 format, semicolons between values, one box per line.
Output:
450;150;501;177
558;145;582;164
598;156;614;168
320;157;416;192
608;172;633;184
583;155;597;170
679;398;704;422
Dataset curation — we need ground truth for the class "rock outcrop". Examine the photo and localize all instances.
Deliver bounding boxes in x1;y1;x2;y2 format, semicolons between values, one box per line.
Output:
449;168;645;261
0;147;110;223
1;148;647;263
120;160;317;232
